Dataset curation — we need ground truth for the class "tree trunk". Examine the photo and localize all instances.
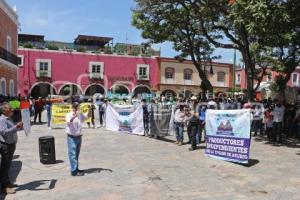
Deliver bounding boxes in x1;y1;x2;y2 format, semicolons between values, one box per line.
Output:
241;50;255;101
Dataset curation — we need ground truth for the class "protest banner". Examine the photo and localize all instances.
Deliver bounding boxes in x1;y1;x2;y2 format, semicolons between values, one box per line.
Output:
205;109;251;164
51;103;92;125
51;104;72;125
150;104;173;137
106;104;144;135
21;108;31;136
79;103;92;123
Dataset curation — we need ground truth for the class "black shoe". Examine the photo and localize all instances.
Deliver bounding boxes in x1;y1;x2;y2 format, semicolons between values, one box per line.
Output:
77;169;84;173
71;171;84;176
188;147;196;151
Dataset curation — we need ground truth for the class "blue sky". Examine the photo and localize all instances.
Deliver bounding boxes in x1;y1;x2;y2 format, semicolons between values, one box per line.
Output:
7;0;238;63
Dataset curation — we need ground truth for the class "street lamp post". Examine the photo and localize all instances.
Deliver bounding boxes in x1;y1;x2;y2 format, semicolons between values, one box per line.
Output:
232;49;236;97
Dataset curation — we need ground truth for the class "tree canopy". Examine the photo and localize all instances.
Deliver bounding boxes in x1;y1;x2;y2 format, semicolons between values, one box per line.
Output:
132;0;300;100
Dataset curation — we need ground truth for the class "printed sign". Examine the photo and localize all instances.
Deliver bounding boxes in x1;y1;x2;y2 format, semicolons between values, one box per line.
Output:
105;104;144;135
51;103;91;125
205;109;251;164
51;104;72;125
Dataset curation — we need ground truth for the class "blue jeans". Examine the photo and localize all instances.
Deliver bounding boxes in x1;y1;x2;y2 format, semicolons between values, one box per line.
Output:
67;135;82;173
47;111;51;127
253;120;262;135
174;123;184;142
99;111;105;125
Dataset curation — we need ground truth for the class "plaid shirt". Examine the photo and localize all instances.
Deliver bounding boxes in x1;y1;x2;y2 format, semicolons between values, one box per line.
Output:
0;115;18;144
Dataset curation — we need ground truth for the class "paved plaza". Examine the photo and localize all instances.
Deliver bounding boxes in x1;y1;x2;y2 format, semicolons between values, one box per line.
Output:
1;119;300;200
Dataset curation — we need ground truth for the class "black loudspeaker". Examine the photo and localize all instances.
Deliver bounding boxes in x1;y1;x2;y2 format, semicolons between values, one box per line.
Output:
39;136;56;164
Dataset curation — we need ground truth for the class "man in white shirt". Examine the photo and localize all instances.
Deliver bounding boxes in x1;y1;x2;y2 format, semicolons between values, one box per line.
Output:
174;105;186;146
66;102;91;176
0;102;23;194
272;101;285;143
252;104;264;136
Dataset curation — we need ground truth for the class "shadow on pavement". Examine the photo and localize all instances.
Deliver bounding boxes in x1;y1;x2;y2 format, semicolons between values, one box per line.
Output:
156;137;175;144
16;179;57;191
55;160;64;164
84;168;113;174
234;159;260;168
254;135;300;148
10;161;22;187
0;161;22;200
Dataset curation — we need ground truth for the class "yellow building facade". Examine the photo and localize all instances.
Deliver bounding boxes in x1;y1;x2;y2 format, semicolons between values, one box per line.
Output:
158;58;233;98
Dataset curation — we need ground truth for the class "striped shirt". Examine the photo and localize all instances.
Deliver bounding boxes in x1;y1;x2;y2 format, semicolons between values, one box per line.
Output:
0;115;18;144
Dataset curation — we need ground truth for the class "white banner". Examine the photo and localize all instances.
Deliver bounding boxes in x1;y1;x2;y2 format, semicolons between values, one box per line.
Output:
105;104;144;135
21;108;31;136
205;109;251;164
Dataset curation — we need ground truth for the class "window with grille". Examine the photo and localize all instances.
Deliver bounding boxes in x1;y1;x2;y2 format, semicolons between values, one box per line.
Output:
236;74;241;84
217;71;226;87
184;69;193;80
36;59;51;77
0;79;6;96
139;67;147;76
217;72;225;82
89;62;104;79
137;64;149;80
292;73;299;85
165;68;174;79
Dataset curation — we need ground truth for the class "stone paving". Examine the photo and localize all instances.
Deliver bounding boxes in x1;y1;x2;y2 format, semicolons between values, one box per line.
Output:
1;120;300;200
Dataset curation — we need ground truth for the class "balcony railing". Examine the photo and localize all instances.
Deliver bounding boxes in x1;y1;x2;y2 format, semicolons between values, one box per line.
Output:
0;46;18;65
18;41;160;57
89;73;103;80
36;70;51;78
137;74;149;81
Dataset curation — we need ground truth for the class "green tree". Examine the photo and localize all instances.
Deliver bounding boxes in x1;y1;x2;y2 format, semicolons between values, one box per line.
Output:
132;0;218;98
269;0;300;101
132;0;293;100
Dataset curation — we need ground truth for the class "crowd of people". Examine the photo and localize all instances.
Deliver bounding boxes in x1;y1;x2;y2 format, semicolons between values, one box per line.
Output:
1;93;300;194
141;95;300;151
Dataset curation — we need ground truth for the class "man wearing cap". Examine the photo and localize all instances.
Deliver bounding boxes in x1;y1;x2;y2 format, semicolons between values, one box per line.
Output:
65;102;91;176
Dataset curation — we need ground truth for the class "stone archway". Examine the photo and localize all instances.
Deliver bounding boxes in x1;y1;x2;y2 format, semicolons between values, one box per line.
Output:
30;82;57;98
85;84;105;96
59;83;83;96
161;89;177;98
110;84;130;94
132;85;151;98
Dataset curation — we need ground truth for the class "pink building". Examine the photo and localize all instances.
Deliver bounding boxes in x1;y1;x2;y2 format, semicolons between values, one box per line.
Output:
235;66;300;99
17;34;160;98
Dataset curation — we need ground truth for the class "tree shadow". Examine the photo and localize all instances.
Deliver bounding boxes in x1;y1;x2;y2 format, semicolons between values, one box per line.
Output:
16;179;57;191
84;168;113;174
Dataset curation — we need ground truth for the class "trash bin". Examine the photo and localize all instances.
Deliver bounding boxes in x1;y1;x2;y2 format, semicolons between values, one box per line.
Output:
39;136;56;164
